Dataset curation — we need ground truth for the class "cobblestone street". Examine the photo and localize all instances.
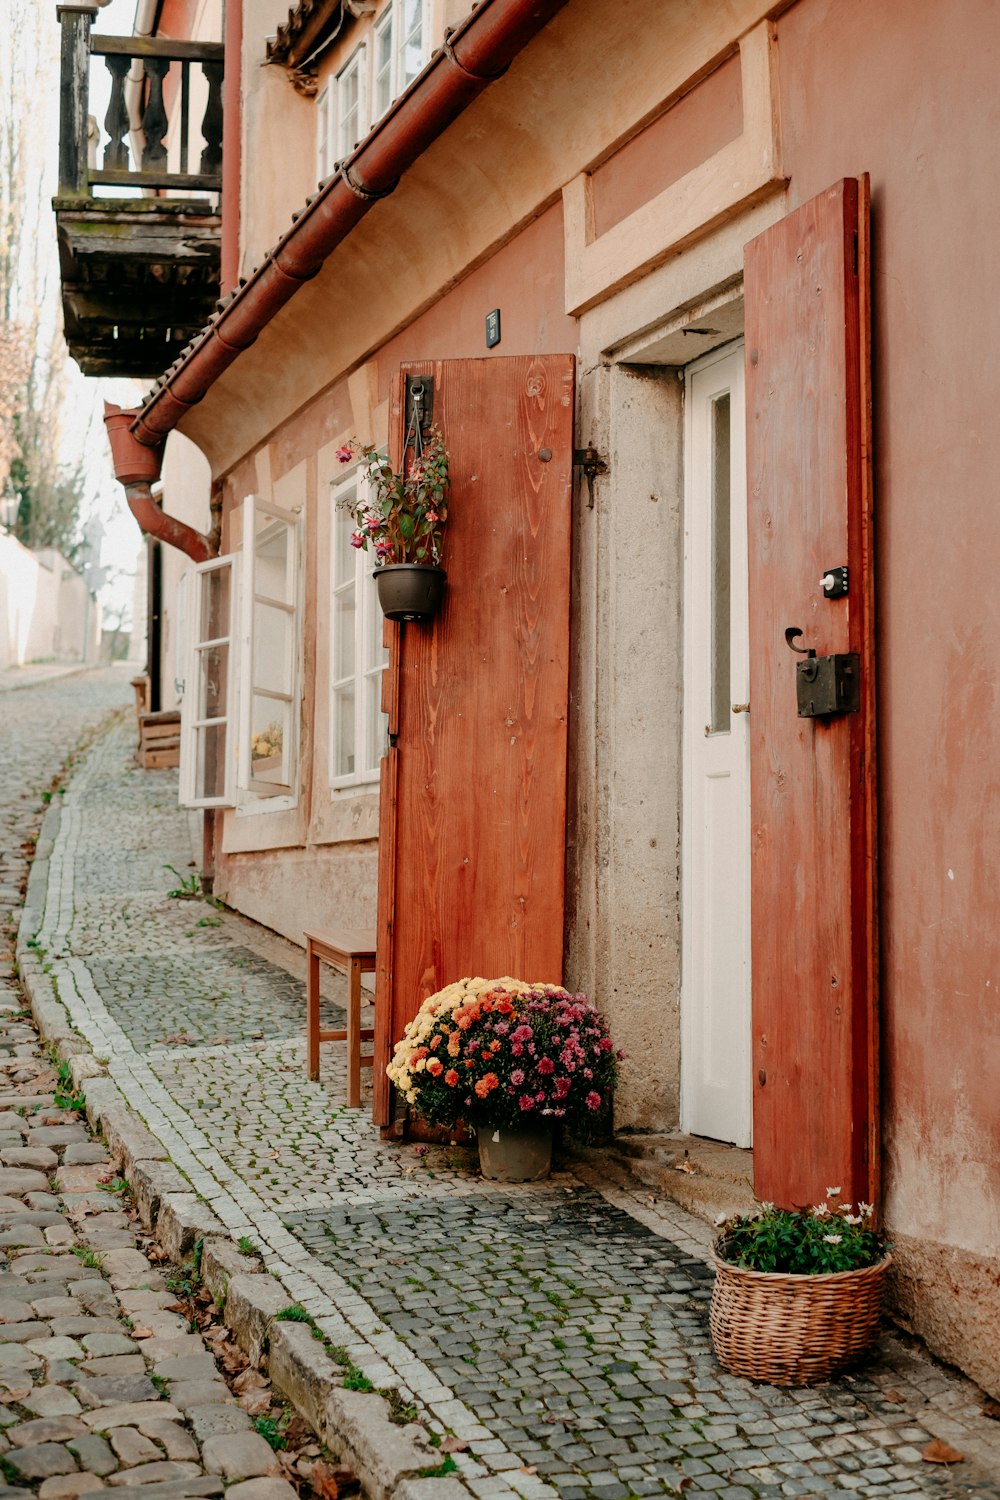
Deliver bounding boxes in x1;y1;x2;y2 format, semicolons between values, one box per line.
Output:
0;668;308;1500
5;674;1000;1499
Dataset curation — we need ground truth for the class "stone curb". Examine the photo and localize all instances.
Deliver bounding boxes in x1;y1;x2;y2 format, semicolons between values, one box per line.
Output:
14;773;472;1498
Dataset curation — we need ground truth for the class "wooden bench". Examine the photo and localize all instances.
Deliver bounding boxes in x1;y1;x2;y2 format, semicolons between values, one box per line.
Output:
305;928;377;1106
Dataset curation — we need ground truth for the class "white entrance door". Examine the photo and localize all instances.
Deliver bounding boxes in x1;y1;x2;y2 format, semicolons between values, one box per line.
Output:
681;343;751;1146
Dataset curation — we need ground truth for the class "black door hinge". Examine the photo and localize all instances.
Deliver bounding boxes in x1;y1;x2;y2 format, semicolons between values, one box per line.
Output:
574;446;608;507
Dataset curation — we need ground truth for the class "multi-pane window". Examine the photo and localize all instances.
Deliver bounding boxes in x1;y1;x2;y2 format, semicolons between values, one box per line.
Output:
180;556;235;808
316;84;333;181
330;471;389;785
373;0;425;121
318;2;428;174
239;495;301;799
335;44;367;160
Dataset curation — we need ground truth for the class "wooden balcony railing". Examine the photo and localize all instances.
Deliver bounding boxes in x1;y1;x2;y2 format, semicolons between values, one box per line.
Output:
57;3;223;199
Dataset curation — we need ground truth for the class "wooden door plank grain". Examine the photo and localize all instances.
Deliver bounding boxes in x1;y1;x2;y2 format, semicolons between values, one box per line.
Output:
744;178;877;1207
373;355;575;1124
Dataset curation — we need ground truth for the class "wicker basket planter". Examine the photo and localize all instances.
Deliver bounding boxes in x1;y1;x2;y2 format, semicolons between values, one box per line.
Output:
709;1249;891;1386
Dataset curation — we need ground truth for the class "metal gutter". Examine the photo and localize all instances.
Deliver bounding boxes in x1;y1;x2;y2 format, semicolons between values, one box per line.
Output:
105;403;217;561
126;0;569;451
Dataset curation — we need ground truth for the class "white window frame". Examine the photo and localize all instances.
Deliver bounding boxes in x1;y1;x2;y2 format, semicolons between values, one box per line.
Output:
316;4;431;176
316;83;334;182
329;467;389;789
237;493;302;811
372;0;430;122
179;554;237;810
335;41;368;162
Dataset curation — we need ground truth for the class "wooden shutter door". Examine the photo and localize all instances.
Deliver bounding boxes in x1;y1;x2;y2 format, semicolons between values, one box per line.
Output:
745;178;877;1208
373;355;575;1126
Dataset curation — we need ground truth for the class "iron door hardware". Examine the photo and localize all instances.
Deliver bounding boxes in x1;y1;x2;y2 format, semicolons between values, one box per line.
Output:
784;627;860;717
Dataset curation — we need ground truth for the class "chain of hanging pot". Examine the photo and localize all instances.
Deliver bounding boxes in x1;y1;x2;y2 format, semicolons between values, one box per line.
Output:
401;385;435;564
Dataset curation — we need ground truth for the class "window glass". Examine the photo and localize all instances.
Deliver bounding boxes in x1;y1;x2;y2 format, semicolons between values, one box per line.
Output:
181;556;235;809
710;393;732;734
241;496;300;799
401;0;423;86
373;11;393;120
337;48;365;158
331;471;389;783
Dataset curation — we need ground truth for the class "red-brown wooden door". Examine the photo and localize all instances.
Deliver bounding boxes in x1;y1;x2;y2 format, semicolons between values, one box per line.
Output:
372;355;575;1126
745;178;878;1208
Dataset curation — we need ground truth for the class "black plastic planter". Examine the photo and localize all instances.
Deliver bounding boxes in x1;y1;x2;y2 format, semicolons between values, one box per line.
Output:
373;564;446;623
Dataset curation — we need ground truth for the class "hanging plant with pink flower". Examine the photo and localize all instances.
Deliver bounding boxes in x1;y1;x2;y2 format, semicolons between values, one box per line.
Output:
335;426;450;568
386;977;623;1139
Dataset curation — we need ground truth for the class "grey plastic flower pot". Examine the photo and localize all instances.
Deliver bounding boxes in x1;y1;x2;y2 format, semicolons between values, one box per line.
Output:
373;564;446;623
476;1124;553;1182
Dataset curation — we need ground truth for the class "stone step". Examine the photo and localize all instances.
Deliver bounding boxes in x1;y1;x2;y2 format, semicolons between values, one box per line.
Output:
607;1131;756;1225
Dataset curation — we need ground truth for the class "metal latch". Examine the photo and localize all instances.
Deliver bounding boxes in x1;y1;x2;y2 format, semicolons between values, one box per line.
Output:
574;446;608;507
404;374;434;434
785;628;860;717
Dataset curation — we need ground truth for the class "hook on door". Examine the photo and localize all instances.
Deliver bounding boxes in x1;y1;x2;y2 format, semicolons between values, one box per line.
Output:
784;627;815;659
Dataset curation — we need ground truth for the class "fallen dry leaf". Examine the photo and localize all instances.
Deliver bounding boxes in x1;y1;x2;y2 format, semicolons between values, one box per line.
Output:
232;1368;269;1394
238;1388;272;1417
882;1389;905;1403
219;1344;250;1374
439;1436;469;1454
130;1328;153;1340
309;1461;344;1499
284;1415;313;1449
519;1466;538;1475
983;1399;1000;1420
675;1159;696;1173
922;1439;964;1464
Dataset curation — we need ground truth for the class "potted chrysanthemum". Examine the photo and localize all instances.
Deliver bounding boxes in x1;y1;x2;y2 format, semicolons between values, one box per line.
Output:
710;1190;891;1386
336;426;449;623
386;977;622;1182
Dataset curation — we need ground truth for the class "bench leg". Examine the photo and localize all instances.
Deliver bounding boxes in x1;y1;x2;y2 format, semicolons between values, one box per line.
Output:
306;941;321;1082
347;956;363;1108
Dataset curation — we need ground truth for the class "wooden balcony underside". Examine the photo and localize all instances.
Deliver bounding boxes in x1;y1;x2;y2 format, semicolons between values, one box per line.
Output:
55;198;220;378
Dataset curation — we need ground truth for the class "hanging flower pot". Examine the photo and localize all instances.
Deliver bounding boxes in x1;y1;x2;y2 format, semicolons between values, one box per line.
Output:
336;417;450;626
373;563;447;623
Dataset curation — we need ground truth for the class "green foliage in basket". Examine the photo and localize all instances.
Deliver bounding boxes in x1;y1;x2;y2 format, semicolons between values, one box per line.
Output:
716;1190;888;1275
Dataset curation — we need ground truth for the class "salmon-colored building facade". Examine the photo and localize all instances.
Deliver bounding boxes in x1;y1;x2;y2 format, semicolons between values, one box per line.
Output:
92;0;997;1397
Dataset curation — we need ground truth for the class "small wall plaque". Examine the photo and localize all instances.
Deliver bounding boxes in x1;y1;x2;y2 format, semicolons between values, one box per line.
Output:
485;309;501;348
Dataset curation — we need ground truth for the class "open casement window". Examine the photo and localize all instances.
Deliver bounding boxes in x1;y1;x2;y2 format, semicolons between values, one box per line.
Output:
238;495;301;800
179;555;236;809
330;470;389;786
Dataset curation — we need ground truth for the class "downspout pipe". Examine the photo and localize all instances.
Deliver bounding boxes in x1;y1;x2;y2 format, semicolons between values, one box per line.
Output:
130;0;569;448
105;403;217;563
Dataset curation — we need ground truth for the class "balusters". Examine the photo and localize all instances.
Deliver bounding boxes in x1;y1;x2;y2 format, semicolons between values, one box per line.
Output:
103;53;130;170
57;14;224;195
141;57;170;171
200;61;223;177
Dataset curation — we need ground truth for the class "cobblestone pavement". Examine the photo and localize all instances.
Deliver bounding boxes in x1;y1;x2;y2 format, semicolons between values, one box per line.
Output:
0;670;302;1500
16;704;1000;1499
